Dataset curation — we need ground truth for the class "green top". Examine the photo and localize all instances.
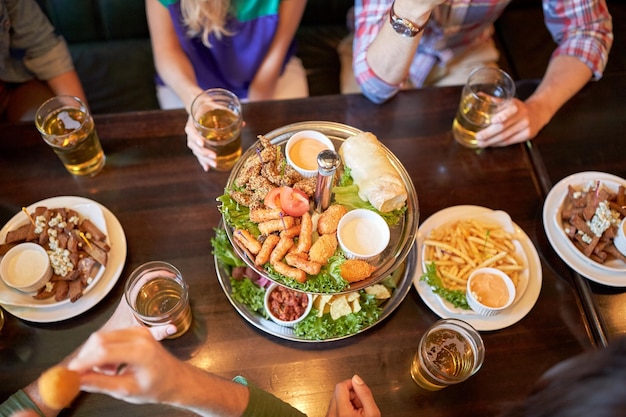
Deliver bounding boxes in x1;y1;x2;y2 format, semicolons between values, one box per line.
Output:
0;377;307;417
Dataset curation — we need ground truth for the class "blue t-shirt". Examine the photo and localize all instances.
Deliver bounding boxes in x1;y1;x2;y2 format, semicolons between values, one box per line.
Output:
159;0;295;99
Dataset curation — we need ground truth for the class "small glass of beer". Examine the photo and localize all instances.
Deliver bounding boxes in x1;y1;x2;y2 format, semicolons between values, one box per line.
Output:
124;261;192;339
35;96;105;176
452;67;516;148
410;319;485;390
190;88;243;171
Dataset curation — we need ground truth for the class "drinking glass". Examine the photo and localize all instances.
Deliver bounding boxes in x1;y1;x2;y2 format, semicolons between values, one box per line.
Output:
452;67;516;148
190;88;243;171
35;96;105;176
124;261;192;339
410;318;485;390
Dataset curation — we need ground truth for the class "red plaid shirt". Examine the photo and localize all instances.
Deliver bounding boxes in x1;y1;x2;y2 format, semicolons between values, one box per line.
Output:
353;0;613;103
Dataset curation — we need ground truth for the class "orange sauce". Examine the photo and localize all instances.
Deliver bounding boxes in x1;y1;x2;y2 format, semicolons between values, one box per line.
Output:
289;138;329;170
470;273;510;308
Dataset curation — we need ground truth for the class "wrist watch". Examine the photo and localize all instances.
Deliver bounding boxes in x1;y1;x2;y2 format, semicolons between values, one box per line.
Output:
389;1;429;37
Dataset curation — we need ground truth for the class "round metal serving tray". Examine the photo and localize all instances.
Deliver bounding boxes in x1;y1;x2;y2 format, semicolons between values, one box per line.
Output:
216;240;417;342
223;121;419;294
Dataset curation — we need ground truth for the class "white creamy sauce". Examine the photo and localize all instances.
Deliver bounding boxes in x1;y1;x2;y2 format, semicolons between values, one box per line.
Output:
8;249;48;285
341;218;383;255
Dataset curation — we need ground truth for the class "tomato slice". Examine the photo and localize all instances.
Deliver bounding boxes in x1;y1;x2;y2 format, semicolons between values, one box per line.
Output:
264;187;284;209
279;187;310;217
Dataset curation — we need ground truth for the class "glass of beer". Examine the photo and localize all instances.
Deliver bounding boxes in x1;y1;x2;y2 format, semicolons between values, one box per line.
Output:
410;319;485;390
35;96;105;176
124;261;192;339
190;88;243;171
452;67;516;148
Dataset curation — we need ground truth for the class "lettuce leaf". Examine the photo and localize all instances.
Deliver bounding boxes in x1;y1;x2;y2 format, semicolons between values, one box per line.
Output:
420;262;470;310
264;251;348;293
230;277;267;317
217;192;260;236
333;169;406;226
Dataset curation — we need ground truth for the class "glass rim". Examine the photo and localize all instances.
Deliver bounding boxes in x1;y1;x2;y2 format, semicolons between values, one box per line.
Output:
35;95;91;139
466;67;516;101
190;88;242;131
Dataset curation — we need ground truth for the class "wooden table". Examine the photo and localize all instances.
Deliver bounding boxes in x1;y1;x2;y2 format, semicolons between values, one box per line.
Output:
0;85;599;416
527;72;626;346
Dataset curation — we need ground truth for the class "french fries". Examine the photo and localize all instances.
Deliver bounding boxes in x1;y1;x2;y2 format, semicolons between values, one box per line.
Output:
423;219;524;291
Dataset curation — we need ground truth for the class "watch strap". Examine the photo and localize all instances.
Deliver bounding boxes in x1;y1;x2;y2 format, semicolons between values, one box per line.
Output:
389;1;430;37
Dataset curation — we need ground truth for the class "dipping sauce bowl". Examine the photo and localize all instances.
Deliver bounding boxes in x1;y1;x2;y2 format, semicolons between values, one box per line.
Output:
0;243;52;293
264;283;312;327
466;267;516;316
337;209;390;261
285;130;335;177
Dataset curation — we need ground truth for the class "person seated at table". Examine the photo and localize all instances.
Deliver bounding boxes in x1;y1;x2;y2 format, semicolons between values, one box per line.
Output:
342;0;613;148
145;0;310;171
0;0;87;122
0;311;381;417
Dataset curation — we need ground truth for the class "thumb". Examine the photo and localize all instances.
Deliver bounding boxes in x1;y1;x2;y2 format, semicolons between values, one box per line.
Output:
351;375;380;413
148;324;177;341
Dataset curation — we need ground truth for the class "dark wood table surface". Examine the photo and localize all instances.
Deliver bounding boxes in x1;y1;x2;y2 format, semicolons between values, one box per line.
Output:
526;72;626;346
0;83;607;416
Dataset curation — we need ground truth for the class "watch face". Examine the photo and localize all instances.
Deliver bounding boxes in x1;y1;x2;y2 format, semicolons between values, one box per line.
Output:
391;20;414;37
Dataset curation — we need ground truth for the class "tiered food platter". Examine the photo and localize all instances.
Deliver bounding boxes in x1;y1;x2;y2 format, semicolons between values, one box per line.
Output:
214;121;419;341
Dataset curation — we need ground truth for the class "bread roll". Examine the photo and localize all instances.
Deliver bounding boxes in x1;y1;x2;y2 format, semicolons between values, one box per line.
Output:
339;132;407;212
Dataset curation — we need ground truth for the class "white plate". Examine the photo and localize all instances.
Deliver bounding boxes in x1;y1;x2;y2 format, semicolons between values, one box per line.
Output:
414;206;542;331
0;201;108;308
543;172;626;286
0;197;126;322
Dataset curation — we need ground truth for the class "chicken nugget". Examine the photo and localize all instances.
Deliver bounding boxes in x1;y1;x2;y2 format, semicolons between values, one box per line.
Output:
38;366;81;409
285;253;322;275
309;233;338;265
340;259;377;283
318;204;348;235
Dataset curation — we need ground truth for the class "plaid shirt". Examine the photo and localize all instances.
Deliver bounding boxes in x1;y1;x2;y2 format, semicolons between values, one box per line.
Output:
353;0;613;103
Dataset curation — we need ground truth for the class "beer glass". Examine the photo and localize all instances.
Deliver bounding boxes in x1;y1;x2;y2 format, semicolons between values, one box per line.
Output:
190;88;243;171
410;319;485;390
124;261;192;339
452;67;516;148
35;96;105;176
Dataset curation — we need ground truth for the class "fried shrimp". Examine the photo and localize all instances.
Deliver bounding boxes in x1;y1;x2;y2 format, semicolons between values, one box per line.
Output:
340;259;377;282
38;366;81;409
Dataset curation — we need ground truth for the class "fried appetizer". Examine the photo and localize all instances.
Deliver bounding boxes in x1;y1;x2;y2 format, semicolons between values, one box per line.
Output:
317;204;348;235
233;229;262;255
340;259;377;282
308;233;338;265
38;366;80;409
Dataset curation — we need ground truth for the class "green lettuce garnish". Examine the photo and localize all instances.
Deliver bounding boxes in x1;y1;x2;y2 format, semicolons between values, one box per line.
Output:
333;168;406;226
264;251;348;293
217;192;260;236
420;262;470;310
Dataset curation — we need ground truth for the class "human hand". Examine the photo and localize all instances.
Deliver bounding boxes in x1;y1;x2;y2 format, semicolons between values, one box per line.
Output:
68;327;186;405
99;297;177;341
326;375;381;417
185;115;216;171
475;98;549;147
10;411;40;417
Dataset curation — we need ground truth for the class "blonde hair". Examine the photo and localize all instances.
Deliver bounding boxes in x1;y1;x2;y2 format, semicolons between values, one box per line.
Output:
180;0;233;47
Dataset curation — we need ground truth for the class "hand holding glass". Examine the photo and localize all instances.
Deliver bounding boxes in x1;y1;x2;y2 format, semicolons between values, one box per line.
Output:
452;67;516;148
35;95;105;176
190;88;243;171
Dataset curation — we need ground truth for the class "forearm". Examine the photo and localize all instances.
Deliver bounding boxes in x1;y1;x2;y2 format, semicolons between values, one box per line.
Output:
365;1;431;85
46;71;88;105
165;365;249;417
526;55;593;127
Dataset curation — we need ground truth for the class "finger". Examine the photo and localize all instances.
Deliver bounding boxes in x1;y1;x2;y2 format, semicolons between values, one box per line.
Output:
478;120;529;147
11;411;40;417
148;324;177;341
351;375;380;416
489;101;518;124
333;379;356;413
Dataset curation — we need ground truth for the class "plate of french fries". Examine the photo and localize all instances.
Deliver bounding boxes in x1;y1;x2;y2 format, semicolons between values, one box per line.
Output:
414;206;542;331
543;171;626;286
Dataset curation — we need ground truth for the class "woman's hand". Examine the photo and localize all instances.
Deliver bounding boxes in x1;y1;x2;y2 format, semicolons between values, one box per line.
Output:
475;98;550;147
68;327;185;405
185;115;217;171
326;375;381;417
